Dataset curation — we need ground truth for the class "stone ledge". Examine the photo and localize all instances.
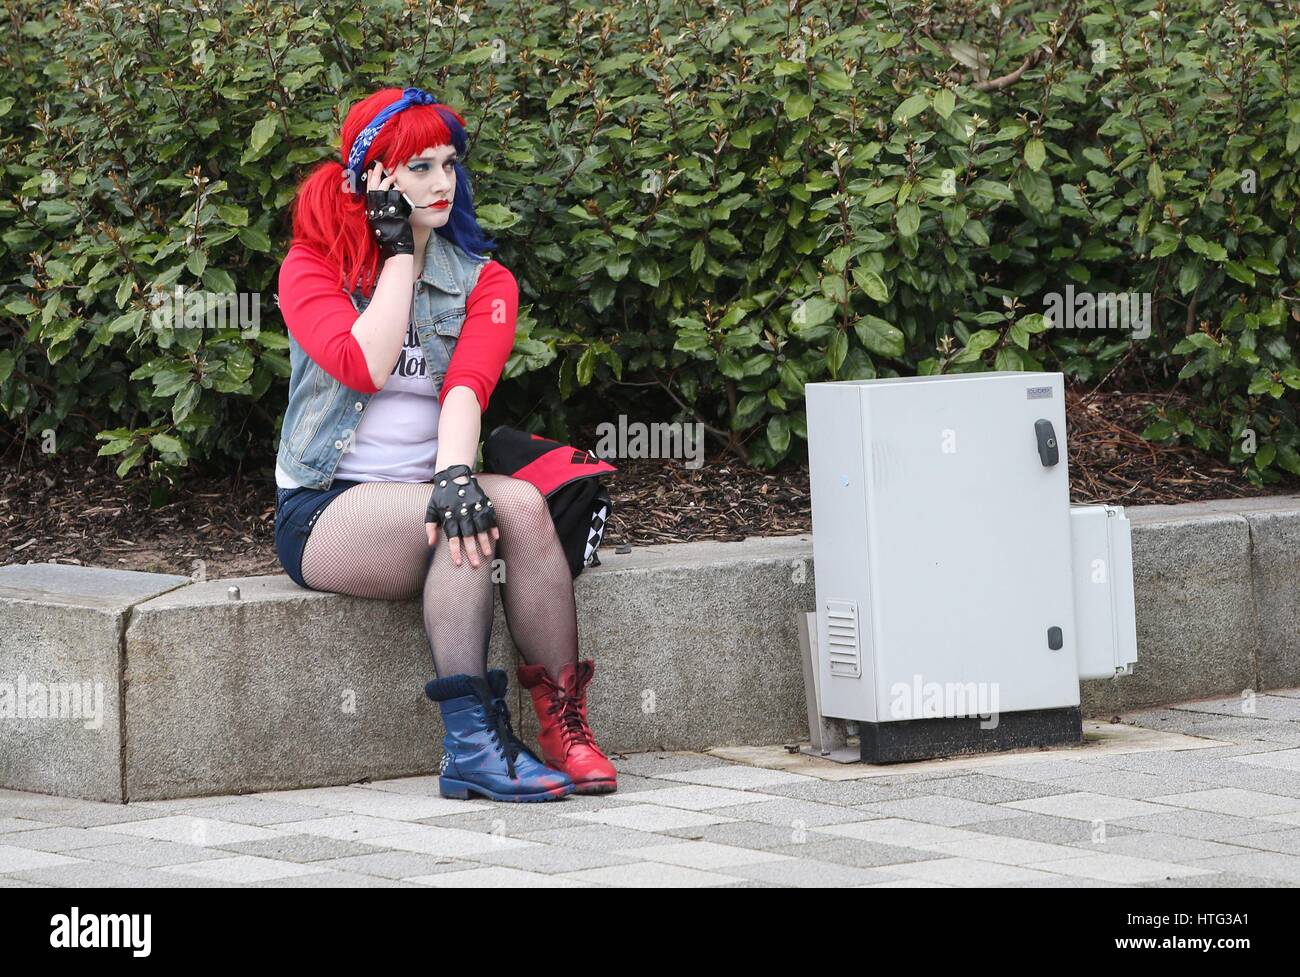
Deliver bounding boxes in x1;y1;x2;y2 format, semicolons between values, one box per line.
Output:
118;536;814;801
2;494;1297;801
0;564;191;801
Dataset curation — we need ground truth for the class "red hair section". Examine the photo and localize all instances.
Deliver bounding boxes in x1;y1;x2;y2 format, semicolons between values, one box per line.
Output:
287;88;468;297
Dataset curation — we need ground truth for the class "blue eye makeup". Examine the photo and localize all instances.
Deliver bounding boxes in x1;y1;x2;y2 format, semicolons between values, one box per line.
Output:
404;156;457;173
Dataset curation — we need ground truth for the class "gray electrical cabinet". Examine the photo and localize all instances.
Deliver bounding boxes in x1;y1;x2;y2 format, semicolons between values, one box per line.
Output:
805;372;1137;763
1070;504;1139;680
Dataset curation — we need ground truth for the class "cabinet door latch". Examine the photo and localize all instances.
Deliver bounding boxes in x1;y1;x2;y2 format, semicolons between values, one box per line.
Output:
1034;418;1059;467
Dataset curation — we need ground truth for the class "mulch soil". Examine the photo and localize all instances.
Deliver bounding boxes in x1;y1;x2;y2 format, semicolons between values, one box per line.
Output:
2;384;1296;580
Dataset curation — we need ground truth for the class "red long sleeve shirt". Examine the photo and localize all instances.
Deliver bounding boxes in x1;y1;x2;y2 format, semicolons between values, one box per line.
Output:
276;242;518;411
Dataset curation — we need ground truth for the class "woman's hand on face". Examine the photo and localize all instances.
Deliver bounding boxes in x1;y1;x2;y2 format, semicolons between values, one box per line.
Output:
363;161;415;259
367;160;396;193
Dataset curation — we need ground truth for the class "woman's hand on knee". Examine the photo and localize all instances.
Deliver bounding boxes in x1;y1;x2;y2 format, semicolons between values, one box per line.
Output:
424;520;499;567
426;465;500;568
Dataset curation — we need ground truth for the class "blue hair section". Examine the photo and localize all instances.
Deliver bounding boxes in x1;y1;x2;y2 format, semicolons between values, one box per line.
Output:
430;106;497;260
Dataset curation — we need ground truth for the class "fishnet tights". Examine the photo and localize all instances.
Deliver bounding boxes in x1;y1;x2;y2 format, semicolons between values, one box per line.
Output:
298;474;578;680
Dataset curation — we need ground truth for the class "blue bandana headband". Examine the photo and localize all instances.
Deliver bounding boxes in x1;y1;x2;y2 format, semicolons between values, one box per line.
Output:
344;87;437;194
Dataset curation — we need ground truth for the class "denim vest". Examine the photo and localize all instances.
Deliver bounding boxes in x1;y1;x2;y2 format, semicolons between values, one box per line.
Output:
276;233;489;490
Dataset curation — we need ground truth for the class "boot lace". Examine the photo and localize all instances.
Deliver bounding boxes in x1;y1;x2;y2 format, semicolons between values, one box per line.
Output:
484;699;524;780
548;692;594;749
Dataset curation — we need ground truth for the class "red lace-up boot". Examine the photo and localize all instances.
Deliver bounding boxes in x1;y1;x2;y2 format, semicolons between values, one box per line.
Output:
517;659;618;794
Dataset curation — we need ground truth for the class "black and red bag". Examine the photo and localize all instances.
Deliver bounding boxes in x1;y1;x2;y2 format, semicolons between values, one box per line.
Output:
481;425;616;577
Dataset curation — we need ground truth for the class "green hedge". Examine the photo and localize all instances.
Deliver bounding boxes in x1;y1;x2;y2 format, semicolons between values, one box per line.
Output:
1;0;1297;482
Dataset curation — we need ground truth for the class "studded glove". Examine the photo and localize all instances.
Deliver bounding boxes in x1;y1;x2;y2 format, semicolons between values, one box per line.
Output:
364;187;414;259
427;464;497;541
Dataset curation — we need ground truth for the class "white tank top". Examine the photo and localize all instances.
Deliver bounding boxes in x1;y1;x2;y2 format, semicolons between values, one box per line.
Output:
275;318;440;489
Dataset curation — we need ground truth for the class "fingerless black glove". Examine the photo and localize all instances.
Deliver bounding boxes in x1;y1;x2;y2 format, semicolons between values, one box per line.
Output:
365;188;414;259
427;464;497;541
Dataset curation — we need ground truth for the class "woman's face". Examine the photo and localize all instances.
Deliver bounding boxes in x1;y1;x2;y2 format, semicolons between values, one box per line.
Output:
392;144;457;229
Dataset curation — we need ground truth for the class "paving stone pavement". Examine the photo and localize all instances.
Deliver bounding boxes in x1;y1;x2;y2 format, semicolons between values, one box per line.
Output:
5;691;1300;887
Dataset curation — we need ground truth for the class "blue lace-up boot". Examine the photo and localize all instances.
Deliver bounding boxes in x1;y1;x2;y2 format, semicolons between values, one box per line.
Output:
425;669;576;802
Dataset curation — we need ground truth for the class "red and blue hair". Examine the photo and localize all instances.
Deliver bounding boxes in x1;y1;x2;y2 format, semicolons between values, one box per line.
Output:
288;87;496;296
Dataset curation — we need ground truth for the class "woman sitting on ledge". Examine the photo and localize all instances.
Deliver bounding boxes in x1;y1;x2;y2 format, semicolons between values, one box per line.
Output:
272;86;616;802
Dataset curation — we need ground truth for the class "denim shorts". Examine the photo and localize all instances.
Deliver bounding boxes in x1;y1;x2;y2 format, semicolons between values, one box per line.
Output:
274;479;365;589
